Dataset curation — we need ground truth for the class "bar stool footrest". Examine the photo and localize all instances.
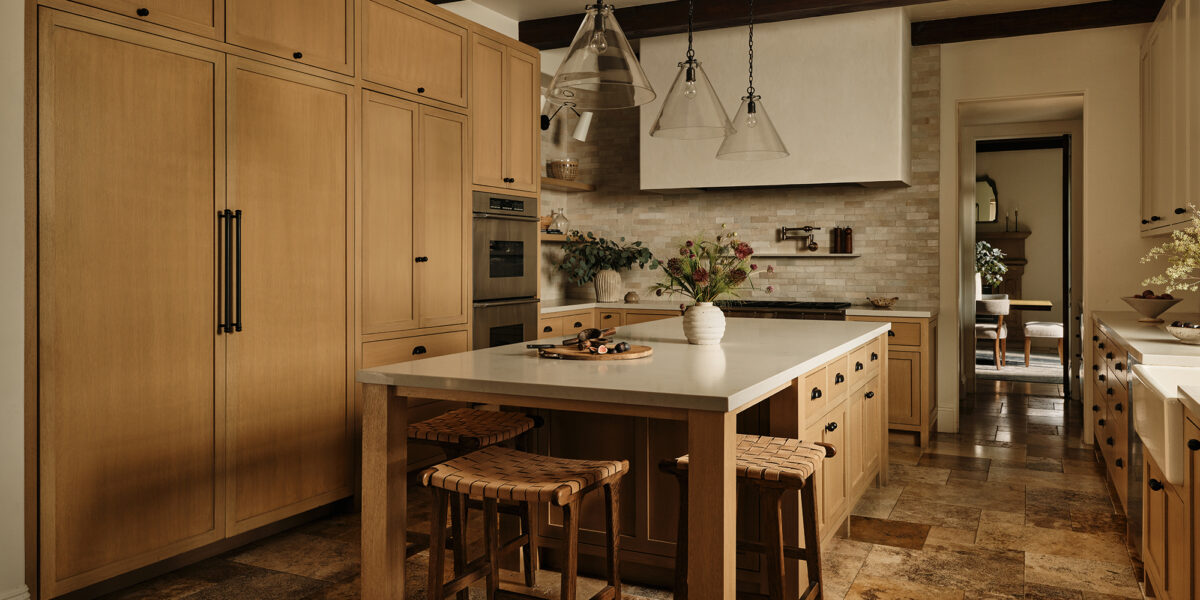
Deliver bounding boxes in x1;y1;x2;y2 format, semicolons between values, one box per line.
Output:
735;539;817;561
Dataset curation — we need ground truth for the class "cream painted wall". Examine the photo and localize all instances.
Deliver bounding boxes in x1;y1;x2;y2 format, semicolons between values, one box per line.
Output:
440;0;519;38
977;148;1064;347
939;25;1182;438
0;0;27;597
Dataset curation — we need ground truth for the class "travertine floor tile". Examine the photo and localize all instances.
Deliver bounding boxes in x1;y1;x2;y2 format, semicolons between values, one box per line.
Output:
1024;553;1142;599
857;545;1025;598
888;497;984;530
847;516;931;549
851;484;904;519
922;526;978;551
975;511;1128;563
844;573;966;599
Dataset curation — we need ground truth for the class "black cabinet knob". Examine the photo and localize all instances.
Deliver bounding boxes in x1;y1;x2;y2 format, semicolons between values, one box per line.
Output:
1152;215;1162;221
1115;403;1123;412
835;373;845;384
417;87;426;93
1107;388;1114;396
543;326;552;332
1149;478;1164;491
603;314;613;319
293;51;303;59
573;321;583;328
1092;404;1100;412
136;7;150;16
811;387;823;400
871;352;879;360
1175;207;1186;214
1106;437;1114;446
1106;352;1114;360
825;422;838;432
1092;335;1099;341
412;345;427;355
865;391;875;399
888;330;895;337
1189;439;1200;451
1092;365;1099;371
1116;458;1124;468
855;362;864;371
1098;419;1106;426
1099;374;1106;382
1115;362;1124;371
1098;342;1105;349
1142;219;1150;225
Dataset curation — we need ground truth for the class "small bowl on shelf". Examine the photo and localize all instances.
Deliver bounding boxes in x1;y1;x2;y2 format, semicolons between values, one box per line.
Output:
1122;296;1183;323
867;297;900;309
1166;321;1200;344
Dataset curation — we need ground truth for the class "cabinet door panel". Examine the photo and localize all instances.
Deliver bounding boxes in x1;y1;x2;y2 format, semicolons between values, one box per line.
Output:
1152;20;1175;226
227;0;351;74
416;107;470;328
363;0;467;107
1187;417;1200;600
505;49;539;193
847;392;864;493
820;403;847;532
887;351;921;426
471;34;507;189
361;92;418;334
864;377;881;472
1146;457;1166;587
226;58;352;531
77;0;222;38
38;11;224;593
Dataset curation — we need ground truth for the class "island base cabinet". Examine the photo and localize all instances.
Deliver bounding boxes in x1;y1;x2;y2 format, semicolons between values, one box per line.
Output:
1187;416;1200;600
1144;454;1188;599
847;315;936;448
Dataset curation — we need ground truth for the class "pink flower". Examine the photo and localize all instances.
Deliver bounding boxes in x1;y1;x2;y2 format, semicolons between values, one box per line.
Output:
766;264;775;273
679;246;688;256
728;268;748;284
680;303;686;311
685;240;694;248
765;285;775;294
734;241;753;260
693;267;709;284
750;263;758;271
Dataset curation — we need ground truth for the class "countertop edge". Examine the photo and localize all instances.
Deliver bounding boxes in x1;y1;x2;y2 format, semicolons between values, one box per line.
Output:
541;300;936;318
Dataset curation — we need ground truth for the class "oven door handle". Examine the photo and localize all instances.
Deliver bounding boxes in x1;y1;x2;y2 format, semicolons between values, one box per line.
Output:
472;212;540;222
473;298;542;308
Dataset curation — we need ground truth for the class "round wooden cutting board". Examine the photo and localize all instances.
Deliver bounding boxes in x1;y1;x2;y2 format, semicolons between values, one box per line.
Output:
538;345;653;360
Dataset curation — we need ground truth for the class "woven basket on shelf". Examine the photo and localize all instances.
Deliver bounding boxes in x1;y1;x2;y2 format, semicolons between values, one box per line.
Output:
547;159;579;181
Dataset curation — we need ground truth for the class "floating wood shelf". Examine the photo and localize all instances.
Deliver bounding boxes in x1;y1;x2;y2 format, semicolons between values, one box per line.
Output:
755;253;861;259
541;177;595;193
540;232;569;243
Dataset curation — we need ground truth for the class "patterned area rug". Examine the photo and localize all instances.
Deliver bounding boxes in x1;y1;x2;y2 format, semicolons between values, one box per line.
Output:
975;348;1065;384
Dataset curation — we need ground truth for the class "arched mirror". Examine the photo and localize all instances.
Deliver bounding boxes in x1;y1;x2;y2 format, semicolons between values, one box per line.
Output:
975;175;998;223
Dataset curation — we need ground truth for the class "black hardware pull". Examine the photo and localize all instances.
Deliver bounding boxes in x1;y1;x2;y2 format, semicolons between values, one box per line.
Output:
1106;437;1114;446
217;211;227;334
417;87;426;93
888;330;895;337
1176;207;1186;214
293;51;303;59
136;7;149;16
1188;439;1200;451
1151;215;1162;222
573;321;583;328
542;326;553;333
1115;362;1124;371
1115;403;1123;412
1098;419;1105;426
233;210;242;332
1092;405;1099;412
825;422;838;432
811;388;822;400
835;373;845;384
1106;352;1113;360
870;352;878;361
1107;388;1114;396
1092;335;1098;341
604;314;613;319
865;391;875;399
223;209;234;334
1149;478;1163;491
412;345;427;355
1115;458;1124;468
1098;342;1105;349
1092;365;1099;371
1142;219;1150;225
1098;374;1106;382
855;362;864;371
415;256;430;263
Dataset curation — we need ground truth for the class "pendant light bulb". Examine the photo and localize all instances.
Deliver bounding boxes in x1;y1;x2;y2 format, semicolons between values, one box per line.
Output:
588;12;609;54
545;3;655;110
717;0;788;160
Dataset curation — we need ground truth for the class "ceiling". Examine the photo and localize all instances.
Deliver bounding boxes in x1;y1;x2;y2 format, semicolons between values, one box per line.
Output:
454;0;1104;23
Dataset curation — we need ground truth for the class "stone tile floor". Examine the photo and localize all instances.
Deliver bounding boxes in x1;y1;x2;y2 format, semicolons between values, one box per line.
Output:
104;380;1144;599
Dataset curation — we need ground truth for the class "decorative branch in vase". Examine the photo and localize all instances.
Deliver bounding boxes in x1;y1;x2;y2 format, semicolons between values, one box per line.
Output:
652;227;774;345
559;231;658;302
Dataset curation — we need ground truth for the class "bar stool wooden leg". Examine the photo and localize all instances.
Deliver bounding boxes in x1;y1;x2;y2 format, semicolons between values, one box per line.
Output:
561;497;582;600
604;480;623;600
1025;337;1032;367
520;501;538;587
449;492;470;600
483;498;500;600
761;487;786;600
429;488;449;600
800;480;823;600
671;469;688;600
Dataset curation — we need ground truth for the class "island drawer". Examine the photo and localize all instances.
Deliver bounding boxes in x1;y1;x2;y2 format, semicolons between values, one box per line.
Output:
827;355;850;402
598;311;623;327
561;312;595;336
805;365;829;416
538;317;562;339
848;337;882;389
362;330;469;367
887;322;922;346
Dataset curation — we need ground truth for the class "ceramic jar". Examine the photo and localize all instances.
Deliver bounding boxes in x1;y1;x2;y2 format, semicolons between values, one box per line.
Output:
593;269;623;303
682;302;726;345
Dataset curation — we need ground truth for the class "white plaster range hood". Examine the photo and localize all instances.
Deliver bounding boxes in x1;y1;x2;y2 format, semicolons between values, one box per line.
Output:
639;8;912;190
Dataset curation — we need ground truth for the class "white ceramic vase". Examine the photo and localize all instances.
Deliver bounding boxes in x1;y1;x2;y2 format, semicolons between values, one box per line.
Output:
593;269;623;302
682;302;726;345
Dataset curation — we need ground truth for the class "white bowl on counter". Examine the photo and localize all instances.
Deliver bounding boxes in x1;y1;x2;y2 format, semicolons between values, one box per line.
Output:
1165;323;1200;344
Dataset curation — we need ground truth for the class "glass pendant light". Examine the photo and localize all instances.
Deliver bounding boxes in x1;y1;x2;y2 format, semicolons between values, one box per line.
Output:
546;4;656;111
717;0;789;160
649;0;732;139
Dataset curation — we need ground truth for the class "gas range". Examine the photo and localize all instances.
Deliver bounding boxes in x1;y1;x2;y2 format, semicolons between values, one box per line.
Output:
714;300;851;320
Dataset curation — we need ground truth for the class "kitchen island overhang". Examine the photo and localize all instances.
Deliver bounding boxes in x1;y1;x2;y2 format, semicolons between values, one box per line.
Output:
358;317;891;600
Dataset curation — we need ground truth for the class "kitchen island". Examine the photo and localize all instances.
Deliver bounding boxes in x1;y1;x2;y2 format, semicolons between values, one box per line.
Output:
358;317;891;600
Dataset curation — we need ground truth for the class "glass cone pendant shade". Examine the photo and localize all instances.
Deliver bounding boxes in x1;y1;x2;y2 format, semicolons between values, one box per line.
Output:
546;4;656;110
716;95;789;160
649;59;732;139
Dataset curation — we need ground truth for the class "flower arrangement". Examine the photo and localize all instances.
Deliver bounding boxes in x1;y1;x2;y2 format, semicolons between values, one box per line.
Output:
975;240;1008;288
651;228;773;304
1141;206;1200;292
558;231;658;286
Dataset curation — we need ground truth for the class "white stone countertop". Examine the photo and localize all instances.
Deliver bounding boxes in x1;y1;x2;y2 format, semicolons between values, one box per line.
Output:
357;318;891;413
1177;386;1200;423
540;298;937;318
1095;311;1200;366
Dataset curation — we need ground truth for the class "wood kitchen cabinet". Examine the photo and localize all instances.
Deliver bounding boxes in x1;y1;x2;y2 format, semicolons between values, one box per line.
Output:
225;56;354;533
416;106;471;328
1144;453;1189;599
471;30;540;194
36;11;226;594
848;315;937;447
227;0;352;75
363;0;468;107
1187;416;1200;600
75;0;223;38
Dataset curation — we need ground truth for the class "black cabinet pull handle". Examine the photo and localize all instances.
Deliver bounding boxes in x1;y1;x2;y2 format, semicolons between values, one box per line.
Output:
1092;404;1099;412
1151;215;1162;221
888;330;895;337
542;326;553;332
865;391;875;399
1107;388;1114;396
293;51;303;59
855;362;864;371
1098;419;1106;426
223;209;234;333
1092;365;1099;371
233;210;242;332
1106;437;1114;446
1175;207;1186;214
870;352;879;360
811;387;823;400
217;211;228;334
604;314;612;319
1106;352;1114;360
1115;458;1124;468
412;345;427;355
1115;362;1124;371
1098;374;1106;382
1115;403;1123;412
1188;439;1200;451
1149;478;1163;491
1092;335;1098;341
1098;342;1105;349
415;256;430;263
136;7;149;16
573;321;583;328
825;422;838;432
835;373;845;384
1142;219;1150;225
417;87;426;93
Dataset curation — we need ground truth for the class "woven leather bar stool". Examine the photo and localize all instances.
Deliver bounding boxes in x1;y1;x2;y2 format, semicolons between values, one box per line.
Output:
422;445;628;600
660;435;833;600
407;407;540;599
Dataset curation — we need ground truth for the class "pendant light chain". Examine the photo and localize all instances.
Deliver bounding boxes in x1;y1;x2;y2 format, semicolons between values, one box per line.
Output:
686;0;695;61
746;0;755;97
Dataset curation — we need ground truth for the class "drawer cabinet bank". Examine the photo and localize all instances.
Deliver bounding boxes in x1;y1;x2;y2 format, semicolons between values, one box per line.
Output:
847;314;937;447
528;333;889;591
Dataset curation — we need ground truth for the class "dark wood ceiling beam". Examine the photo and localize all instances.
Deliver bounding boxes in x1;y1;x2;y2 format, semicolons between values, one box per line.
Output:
910;0;1163;46
518;0;942;50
